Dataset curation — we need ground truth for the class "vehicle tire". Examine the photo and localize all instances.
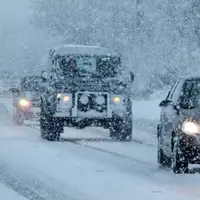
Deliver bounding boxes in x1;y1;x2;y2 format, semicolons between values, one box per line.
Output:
109;117;132;141
102;120;109;129
40;99;61;141
13;108;23;125
172;137;189;174
40;100;63;141
157;135;171;167
40;116;62;141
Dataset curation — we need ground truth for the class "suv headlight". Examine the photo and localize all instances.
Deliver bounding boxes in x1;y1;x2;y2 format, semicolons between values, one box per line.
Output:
182;121;200;135
63;95;71;102
112;95;123;105
57;93;72;108
111;95;125;110
113;96;121;104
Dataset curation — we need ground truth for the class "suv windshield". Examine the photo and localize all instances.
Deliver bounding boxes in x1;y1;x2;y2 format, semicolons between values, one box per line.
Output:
181;80;200;108
55;55;121;78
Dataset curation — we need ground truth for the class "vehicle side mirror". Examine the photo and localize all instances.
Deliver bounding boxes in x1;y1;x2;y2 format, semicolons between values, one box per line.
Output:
41;70;48;81
129;72;134;83
159;99;172;107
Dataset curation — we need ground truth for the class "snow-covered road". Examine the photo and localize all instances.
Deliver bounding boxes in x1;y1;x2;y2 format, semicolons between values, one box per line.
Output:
0;95;200;200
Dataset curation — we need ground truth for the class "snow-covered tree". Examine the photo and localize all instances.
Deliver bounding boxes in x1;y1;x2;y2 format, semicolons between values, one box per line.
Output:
31;0;200;94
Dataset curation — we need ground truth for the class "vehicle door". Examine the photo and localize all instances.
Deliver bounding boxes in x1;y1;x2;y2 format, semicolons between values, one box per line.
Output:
160;80;181;156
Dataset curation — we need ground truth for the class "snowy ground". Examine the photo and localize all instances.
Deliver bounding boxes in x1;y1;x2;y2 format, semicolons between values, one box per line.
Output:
0;92;200;200
0;183;27;200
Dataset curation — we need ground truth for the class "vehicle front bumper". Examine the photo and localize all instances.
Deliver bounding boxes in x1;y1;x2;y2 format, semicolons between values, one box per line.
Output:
53;111;131;128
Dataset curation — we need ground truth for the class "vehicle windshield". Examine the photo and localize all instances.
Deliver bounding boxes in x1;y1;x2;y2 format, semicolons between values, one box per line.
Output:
181;80;200;108
54;55;121;79
20;77;44;92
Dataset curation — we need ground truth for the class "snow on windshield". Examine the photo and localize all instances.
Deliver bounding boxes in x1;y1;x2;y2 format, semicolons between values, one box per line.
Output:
55;55;120;78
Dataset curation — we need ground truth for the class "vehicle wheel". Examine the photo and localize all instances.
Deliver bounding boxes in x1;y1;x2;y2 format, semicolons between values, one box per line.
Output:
13;109;23;125
157;135;171;167
40;115;63;141
109;117;132;141
172;138;189;174
102;120;109;129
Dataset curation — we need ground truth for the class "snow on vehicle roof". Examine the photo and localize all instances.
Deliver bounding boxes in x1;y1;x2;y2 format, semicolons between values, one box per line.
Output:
51;45;119;57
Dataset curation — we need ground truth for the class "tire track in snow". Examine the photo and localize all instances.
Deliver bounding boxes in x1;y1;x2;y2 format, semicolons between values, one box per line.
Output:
29;124;155;147
61;138;155;167
0;168;45;200
2;121;200;200
0;164;79;200
25;124;156;167
84;127;155;147
13;125;160;177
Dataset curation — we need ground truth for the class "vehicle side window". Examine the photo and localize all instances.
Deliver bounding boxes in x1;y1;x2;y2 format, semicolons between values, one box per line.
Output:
179;80;194;104
166;85;174;100
171;79;182;103
169;80;181;99
166;80;179;100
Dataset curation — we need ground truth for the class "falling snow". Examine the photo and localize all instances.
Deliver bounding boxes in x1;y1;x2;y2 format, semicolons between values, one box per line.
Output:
1;0;200;200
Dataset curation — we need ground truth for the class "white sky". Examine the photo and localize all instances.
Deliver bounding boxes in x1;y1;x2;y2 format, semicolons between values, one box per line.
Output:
0;0;57;74
0;0;30;21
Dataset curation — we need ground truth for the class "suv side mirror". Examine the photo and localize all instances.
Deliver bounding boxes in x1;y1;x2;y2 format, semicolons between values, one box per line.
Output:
129;72;134;83
41;70;48;82
159;99;172;107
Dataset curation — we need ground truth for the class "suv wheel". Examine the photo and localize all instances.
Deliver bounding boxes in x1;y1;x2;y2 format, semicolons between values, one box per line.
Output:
40;116;62;141
109;117;132;141
172;138;189;174
157;135;171;167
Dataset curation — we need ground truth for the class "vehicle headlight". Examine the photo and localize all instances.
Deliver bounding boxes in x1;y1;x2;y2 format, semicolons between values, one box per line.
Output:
18;99;31;107
79;95;89;105
96;95;105;105
112;96;121;104
111;95;126;112
63;95;71;103
182;121;199;135
56;93;72;108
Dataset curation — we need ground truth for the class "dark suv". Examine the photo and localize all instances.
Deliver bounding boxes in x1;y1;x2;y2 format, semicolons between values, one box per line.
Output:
40;45;134;141
158;76;200;173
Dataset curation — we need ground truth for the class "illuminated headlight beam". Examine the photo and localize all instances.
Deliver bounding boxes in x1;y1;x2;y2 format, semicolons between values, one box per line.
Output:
19;99;31;107
182;121;199;135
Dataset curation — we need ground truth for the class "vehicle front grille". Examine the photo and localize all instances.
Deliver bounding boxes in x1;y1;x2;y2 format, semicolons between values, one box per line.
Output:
77;92;108;117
